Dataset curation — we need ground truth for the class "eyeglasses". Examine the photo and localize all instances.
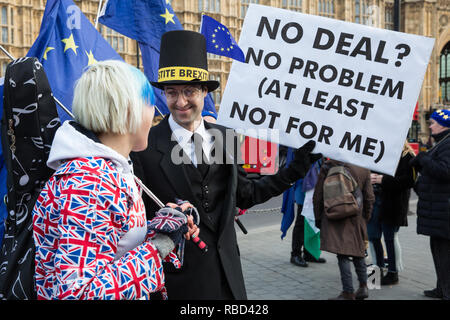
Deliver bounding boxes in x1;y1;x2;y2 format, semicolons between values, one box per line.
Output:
164;86;202;101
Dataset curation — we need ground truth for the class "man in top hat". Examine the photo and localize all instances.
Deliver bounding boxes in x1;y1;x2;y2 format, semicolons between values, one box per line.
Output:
131;30;320;300
411;109;450;300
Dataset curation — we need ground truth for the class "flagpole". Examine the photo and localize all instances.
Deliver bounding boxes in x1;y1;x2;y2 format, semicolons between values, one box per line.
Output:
199;13;204;32
53;97;75;119
0;44;14;60
0;45;75;119
95;0;104;29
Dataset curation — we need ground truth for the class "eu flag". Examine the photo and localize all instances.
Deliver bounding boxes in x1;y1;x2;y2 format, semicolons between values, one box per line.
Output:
99;0;217;118
27;0;122;123
200;15;245;62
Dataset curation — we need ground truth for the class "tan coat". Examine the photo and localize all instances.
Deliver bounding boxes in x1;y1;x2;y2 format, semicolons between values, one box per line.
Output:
313;160;375;257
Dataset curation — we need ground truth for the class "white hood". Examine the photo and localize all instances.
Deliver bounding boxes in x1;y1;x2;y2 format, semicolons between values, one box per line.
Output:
47;121;133;174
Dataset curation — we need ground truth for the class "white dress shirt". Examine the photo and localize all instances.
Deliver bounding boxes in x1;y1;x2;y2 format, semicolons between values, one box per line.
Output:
168;114;214;167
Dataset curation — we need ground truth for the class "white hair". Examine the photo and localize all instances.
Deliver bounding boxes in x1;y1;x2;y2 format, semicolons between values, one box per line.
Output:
72;60;154;135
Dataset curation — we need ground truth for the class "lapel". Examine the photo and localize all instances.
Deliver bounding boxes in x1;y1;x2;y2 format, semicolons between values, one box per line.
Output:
203;121;235;166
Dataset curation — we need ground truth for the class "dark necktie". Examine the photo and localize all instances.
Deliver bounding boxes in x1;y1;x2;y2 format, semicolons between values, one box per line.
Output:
192;132;208;178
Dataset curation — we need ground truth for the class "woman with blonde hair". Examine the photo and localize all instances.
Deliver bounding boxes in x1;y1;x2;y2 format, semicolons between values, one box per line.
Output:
368;140;416;285
32;60;198;300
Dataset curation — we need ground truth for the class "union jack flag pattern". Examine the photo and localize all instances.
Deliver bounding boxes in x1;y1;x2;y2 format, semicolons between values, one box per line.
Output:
32;157;180;300
148;207;188;244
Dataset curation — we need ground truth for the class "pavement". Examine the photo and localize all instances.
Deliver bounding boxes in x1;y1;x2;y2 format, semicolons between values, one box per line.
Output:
236;197;439;300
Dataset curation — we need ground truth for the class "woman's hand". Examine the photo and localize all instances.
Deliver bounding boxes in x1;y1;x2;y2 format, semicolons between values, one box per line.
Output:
184;214;200;241
165;201;193;212
165;202;200;241
370;173;383;185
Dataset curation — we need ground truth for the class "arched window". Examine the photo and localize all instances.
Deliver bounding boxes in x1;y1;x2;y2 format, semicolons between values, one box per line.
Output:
355;0;372;25
440;42;450;104
199;0;221;13
101;26;126;53
318;0;335;18
241;0;259;19
1;6;8;43
385;4;394;30
282;0;302;12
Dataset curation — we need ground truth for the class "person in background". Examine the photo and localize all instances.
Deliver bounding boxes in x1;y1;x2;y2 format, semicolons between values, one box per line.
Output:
32;60;199;300
290;158;326;267
289;177;309;268
313;159;374;300
368;141;416;285
411;109;450;300
202;109;217;123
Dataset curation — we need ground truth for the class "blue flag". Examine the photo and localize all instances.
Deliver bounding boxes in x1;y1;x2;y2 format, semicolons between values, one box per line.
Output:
99;0;217;118
27;0;122;123
200;15;245;62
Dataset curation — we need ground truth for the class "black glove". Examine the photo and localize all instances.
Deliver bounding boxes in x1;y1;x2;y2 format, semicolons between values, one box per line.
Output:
283;141;322;182
409;152;427;171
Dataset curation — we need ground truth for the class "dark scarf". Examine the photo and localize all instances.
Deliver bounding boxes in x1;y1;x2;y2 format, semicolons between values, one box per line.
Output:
432;129;450;143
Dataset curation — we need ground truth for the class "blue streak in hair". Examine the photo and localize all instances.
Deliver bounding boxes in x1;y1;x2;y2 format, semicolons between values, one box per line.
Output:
129;65;155;106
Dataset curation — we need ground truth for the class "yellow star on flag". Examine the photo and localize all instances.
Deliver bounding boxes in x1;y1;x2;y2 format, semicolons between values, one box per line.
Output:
43;46;55;60
61;33;79;54
86;50;98;66
444;115;449;120
160;8;175;24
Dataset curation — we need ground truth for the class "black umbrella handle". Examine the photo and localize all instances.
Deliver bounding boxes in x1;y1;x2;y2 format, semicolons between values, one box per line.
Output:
235;217;248;234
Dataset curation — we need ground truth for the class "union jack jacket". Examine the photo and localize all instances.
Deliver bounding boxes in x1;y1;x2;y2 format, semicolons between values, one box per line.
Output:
32;157;179;300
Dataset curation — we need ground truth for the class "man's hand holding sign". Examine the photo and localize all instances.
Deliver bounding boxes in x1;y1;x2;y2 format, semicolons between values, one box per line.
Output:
217;4;434;175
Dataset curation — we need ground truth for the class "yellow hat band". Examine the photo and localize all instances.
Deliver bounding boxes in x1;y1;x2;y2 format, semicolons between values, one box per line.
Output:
158;66;209;82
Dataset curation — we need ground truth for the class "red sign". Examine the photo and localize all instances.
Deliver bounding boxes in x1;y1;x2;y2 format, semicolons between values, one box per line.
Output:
239;136;278;175
413;102;419;121
409;142;419;155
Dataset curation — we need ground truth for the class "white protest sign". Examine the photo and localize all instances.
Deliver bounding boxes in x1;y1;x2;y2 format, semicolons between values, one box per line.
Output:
217;4;434;175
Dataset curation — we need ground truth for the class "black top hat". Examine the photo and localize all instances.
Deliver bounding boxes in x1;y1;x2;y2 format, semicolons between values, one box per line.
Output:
151;30;220;92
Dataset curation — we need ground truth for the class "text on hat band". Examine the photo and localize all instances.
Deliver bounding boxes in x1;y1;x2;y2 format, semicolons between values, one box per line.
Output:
158;66;209;82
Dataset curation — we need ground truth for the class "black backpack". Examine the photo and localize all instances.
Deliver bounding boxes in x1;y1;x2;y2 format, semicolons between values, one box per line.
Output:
0;57;61;299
